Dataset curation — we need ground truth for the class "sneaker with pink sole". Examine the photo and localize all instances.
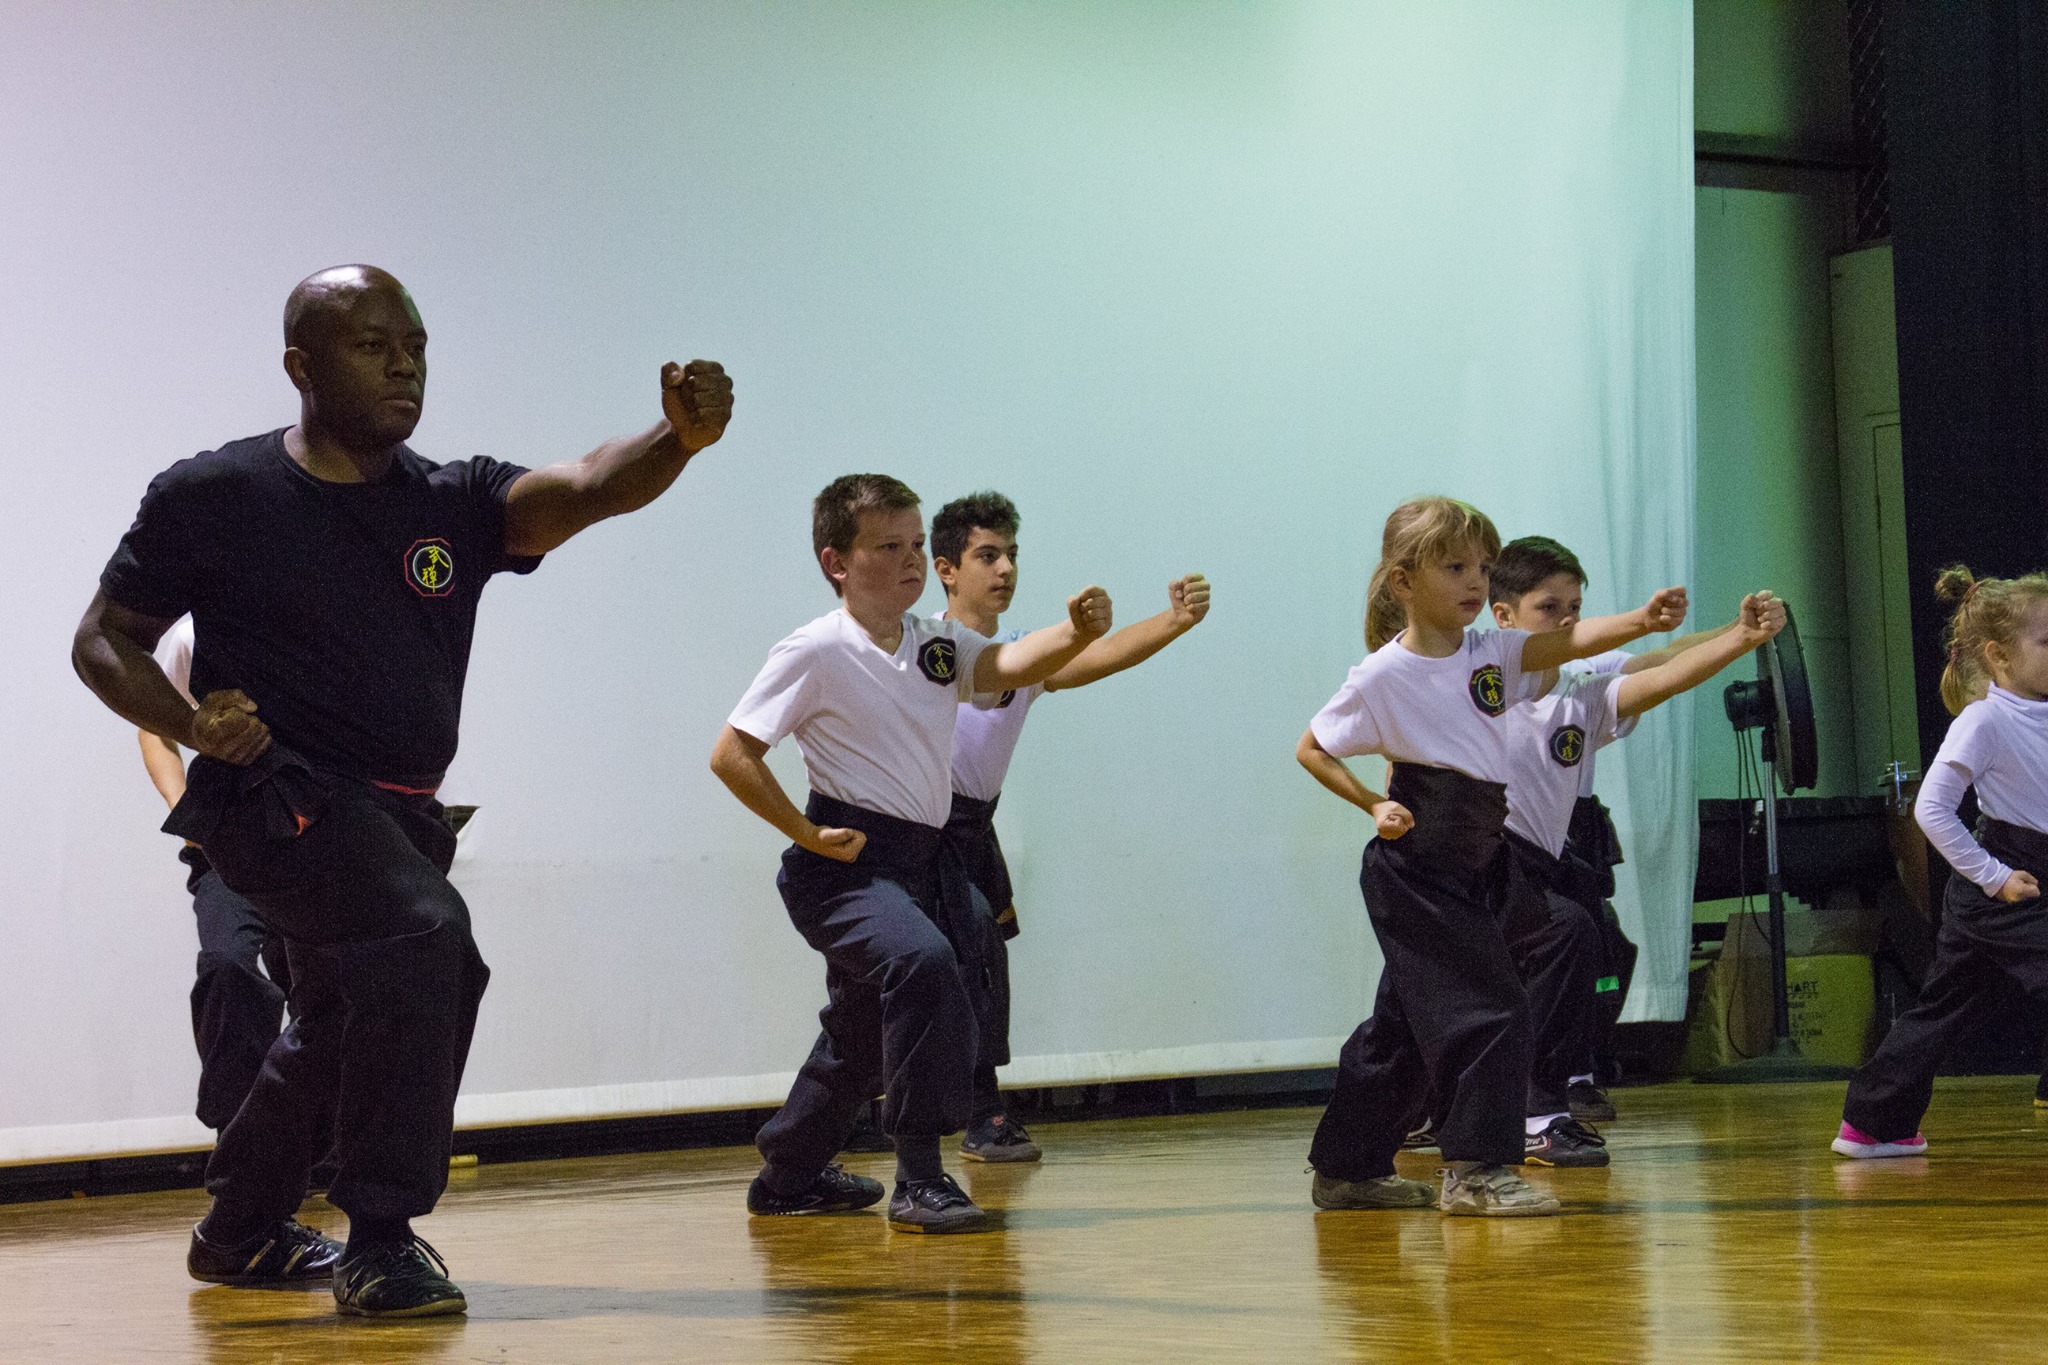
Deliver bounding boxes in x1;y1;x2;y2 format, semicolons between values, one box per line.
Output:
1831;1121;1927;1159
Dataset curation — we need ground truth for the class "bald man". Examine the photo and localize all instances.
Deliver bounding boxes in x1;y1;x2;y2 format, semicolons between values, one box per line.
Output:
74;265;732;1318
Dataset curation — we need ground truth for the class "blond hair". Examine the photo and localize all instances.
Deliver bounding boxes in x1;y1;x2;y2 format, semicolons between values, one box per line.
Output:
1935;564;2048;715
1364;497;1502;650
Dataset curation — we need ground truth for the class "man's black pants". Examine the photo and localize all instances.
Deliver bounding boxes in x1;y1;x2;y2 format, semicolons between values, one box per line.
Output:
180;845;291;1132
1844;818;2048;1141
1310;766;1532;1178
183;760;488;1226
756;793;978;1191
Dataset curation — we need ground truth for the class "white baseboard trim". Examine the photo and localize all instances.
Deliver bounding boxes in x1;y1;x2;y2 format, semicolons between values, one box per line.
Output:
0;1035;1352;1167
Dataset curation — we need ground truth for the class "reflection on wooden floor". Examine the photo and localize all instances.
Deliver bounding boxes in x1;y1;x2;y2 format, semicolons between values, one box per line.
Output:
5;1077;2048;1362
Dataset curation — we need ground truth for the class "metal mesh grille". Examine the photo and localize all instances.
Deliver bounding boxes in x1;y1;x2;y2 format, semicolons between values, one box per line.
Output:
1847;0;1892;241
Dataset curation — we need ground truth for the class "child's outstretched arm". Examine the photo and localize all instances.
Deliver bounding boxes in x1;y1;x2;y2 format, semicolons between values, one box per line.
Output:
1296;730;1414;840
1044;575;1210;692
1616;620;1736;674
975;587;1113;692
709;725;868;863
1522;587;1688;673
1614;592;1785;719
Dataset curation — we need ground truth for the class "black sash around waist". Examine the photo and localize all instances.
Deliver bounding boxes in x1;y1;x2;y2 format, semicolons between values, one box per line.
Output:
803;791;945;871
1977;817;2048;881
1382;763;1509;885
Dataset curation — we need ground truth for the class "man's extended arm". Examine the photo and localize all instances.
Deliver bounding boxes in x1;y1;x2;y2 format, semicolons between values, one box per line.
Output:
503;360;734;557
973;588;1113;693
1043;574;1210;692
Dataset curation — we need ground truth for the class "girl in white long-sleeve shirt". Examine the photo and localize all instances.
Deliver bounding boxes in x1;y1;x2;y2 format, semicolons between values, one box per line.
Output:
1835;565;2048;1158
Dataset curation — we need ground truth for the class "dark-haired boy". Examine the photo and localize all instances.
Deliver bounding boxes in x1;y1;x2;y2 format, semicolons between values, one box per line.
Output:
711;475;1112;1233
928;491;1211;1162
1490;536;1784;1165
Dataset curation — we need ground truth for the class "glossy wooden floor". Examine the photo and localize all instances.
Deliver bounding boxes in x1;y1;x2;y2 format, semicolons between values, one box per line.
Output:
5;1078;2048;1363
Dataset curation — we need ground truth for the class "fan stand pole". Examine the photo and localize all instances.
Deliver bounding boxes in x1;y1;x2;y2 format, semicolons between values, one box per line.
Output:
1696;724;1856;1084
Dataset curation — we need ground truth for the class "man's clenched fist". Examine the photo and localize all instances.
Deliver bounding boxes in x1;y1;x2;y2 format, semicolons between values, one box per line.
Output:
1170;573;1212;629
661;359;734;455
188;689;272;766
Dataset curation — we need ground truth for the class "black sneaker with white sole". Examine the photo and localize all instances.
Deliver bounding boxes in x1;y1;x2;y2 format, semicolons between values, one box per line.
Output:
959;1115;1042;1163
1524;1116;1609;1168
887;1174;990;1233
746;1163;886;1216
187;1219;343;1286
332;1236;467;1318
1568;1080;1617;1123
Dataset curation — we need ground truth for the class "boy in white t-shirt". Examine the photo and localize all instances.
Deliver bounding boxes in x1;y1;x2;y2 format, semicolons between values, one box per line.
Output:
1487;536;1784;1167
710;474;1113;1234
136;615;296;1134
928;491;1212;1163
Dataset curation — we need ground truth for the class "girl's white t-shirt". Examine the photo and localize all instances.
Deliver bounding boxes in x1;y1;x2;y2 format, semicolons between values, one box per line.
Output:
1310;628;1532;782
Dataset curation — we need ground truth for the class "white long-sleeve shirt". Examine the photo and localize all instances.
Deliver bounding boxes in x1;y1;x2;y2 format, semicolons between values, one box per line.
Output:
1914;685;2048;894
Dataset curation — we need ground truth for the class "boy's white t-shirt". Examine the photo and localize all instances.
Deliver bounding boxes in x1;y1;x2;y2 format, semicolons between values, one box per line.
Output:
1310;628;1533;782
948;624;1042;803
1562;648;1638;799
152;614;197;707
729;609;993;829
1915;685;2048;893
1505;669;1627;857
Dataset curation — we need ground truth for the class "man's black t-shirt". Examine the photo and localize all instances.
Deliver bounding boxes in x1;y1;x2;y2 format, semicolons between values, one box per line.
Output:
100;429;541;782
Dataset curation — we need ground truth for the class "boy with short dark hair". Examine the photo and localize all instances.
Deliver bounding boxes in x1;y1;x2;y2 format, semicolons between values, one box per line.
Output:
1489;536;1784;1164
710;474;1113;1233
929;491;1211;1161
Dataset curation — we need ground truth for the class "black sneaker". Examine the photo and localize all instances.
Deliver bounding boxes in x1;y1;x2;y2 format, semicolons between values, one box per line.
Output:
333;1236;467;1318
187;1219;343;1286
887;1174;990;1233
746;1163;886;1216
1568;1080;1617;1123
1524;1116;1609;1168
1400;1119;1439;1151
959;1115;1042;1164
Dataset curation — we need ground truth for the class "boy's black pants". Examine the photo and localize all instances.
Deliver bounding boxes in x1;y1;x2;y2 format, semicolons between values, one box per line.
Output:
1501;833;1602;1118
1310;765;1533;1177
943;792;1015;1124
172;752;488;1227
180;845;291;1132
1844;818;2048;1140
757;793;979;1190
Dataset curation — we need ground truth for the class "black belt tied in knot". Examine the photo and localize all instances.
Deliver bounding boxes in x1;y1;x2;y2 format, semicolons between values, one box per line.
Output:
944;792;1018;939
164;745;329;845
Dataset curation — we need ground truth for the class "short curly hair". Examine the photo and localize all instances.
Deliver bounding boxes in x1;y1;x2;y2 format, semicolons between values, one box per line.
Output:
931;491;1020;567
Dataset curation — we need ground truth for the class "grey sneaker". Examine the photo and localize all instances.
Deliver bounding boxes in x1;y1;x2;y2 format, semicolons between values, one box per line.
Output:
1311;1171;1435;1209
1438;1162;1562;1217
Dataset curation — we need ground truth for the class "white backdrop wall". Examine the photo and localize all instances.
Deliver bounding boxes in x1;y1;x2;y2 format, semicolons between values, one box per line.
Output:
0;2;1694;1162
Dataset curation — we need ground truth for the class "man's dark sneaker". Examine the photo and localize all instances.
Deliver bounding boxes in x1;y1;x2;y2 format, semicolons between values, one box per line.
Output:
333;1236;467;1318
887;1174;990;1233
1400;1119;1439;1151
960;1114;1042;1164
187;1219;343;1287
746;1164;886;1216
1524;1116;1609;1168
1568;1080;1618;1123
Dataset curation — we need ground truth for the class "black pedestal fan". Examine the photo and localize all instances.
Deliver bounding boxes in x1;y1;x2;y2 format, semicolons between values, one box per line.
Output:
1697;602;1856;1084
